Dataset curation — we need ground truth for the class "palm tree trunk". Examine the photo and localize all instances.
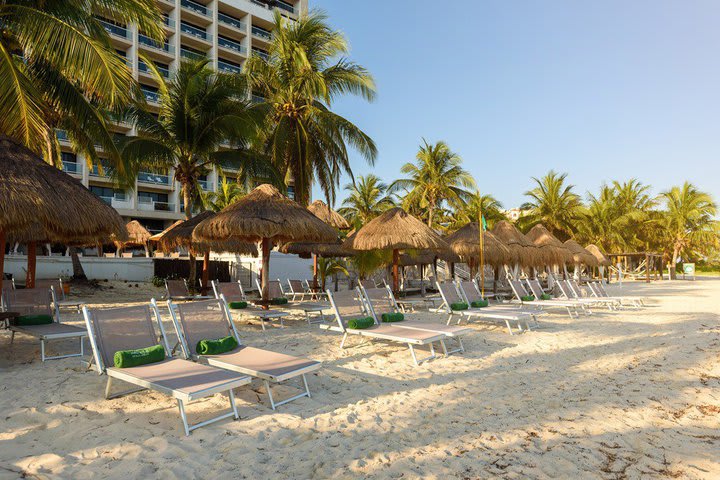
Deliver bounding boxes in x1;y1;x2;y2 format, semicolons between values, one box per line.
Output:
183;185;197;290
26;242;37;288
261;238;271;301
427;204;434;227
670;245;680;280
71;248;87;281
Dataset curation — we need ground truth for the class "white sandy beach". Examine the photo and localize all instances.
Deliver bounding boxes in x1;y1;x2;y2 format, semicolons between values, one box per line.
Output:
1;279;719;479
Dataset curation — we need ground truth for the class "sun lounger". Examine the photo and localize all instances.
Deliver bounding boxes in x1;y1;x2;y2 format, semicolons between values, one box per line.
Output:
509;279;585;319
459;280;544;329
556;279;619;310
211;279;248;303
360;285;472;355
587;281;644;307
215;279;287;330
256;279;330;325
435;281;533;334
523;278;594;316
2;287;86;362
167;298;321;409
165;279;213;301
324;289;446;365
82;302;249;435
36;278;83;314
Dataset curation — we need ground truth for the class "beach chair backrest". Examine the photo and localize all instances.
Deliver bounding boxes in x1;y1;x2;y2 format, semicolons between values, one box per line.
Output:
555;280;573;298
595;282;610;297
268;280;284;299
326;288;368;331
289;280;305;295
359;279;376;290
212;280;245;302
525;279;544;299
166;279;189;298
171;299;237;358
568;280;586;298
35;279;65;299
361;286;396;316
436;281;462;311
586;282;601;297
509;279;530;299
2;287;54;318
84;304;168;371
459;281;481;303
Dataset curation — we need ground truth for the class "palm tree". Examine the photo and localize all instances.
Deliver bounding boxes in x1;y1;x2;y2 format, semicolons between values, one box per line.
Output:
521;170;583;239
316;257;349;291
659;182;718;279
207;176;246;212
575;185;632;252
0;0;163;172
449;192;505;231
338;174;395;229
244;10;377;206
389;140;476;228
119;59;275;287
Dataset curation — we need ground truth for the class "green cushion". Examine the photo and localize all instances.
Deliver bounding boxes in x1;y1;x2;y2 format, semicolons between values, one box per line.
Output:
450;302;469;311
196;335;239;356
347;317;375;329
540;293;553;301
228;301;248;309
271;297;288;305
15;314;53;326
114;344;165;368
381;312;405;323
520;295;535;302
471;299;489;308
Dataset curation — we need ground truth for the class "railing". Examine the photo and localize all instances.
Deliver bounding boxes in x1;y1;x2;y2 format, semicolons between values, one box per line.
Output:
181;48;206;60
217;60;241;74
252;48;269;61
138;171;170;185
163;15;175;29
218;12;246;31
138;197;175;212
138;34;174;54
275;1;295;14
62;160;81;174
218;37;246;54
89;165;114;177
97;19;129;39
181;0;211;17
141;88;160;104
180;22;208;40
138;60;169;78
56;129;69;142
198;179;211;190
252;25;271;40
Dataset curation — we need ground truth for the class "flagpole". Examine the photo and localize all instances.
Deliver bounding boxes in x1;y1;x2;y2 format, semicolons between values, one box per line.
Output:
478;192;485;298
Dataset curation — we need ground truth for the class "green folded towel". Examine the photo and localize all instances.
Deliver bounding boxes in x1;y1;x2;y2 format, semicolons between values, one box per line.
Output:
228;301;248;309
271;297;288;305
114;344;165;368
540;293;553;301
347;317;375;329
381;312;405;323
450;302;469;311
15;314;53;326
196;335;239;355
520;295;535;302
471;299;489;308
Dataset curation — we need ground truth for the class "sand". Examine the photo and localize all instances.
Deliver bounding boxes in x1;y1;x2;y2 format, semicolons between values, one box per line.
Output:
1;278;719;479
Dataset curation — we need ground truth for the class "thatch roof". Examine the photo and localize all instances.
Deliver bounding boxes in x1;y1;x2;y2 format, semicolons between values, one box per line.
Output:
160;211;257;256
193;184;338;245
445;223;512;267
122;220;151;246
525;224;574;265
490;220;542;267
564;239;599;267
149;220;183;242
307;200;350;230
0;135;127;243
279;241;355;258
586;244;611;266
342;208;449;252
399;250;461;266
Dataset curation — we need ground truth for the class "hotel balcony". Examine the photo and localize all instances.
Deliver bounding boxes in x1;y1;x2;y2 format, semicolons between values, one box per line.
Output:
218;36;247;61
97;18;133;47
218;59;241;74
252;47;269;61
138;60;170;81
137;171;171;187
180;0;213;26
138;34;175;61
180;46;207;61
250;0;298;18
138;197;176;212
141;87;161;105
62;159;82;177
180;21;211;49
218;12;247;37
251;25;272;45
162;15;176;33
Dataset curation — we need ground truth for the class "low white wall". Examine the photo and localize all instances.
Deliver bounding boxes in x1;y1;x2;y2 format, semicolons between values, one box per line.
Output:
212;251;313;291
3;255;154;282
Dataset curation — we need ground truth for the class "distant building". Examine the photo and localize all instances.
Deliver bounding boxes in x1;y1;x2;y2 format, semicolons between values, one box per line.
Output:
60;0;309;235
503;208;530;222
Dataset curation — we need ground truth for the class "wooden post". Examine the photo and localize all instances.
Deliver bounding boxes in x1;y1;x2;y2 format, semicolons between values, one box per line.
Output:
450;262;455;280
0;230;5;292
392;248;399;293
312;254;318;289
26;242;37;288
645;252;650;283
261;238;271;301
202;251;210;295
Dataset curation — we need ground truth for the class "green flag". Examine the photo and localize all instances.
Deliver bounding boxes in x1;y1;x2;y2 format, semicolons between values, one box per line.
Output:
481;215;487;231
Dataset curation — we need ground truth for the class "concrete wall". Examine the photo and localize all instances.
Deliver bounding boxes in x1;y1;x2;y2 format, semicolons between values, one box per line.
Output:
3;256;154;282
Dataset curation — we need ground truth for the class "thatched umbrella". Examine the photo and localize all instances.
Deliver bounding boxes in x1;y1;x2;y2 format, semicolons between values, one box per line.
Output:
0;135;126;289
342;208;448;292
564;239;599;267
307;200;350;230
115;220;152;257
158;210;258;294
279;241;355;258
148;220;183;243
525;224;574;266
586;244;611;266
445;223;513;269
193;184;337;301
491;220;541;268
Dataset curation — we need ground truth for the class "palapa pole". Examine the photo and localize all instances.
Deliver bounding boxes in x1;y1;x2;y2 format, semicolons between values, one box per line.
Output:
478;195;485;298
0;230;5;291
26;242;37;289
312;254;318;290
202;251;210;295
261;238;271;302
392;248;399;293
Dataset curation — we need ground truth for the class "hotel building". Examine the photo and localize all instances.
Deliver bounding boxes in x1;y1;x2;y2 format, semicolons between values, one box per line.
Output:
59;0;308;235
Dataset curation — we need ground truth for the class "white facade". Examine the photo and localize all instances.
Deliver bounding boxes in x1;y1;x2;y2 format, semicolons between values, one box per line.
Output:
59;0;308;235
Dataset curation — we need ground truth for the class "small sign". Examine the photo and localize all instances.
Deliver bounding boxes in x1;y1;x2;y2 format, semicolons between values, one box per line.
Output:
682;263;695;280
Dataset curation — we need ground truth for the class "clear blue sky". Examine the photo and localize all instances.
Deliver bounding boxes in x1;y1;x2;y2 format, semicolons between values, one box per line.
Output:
310;0;720;210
